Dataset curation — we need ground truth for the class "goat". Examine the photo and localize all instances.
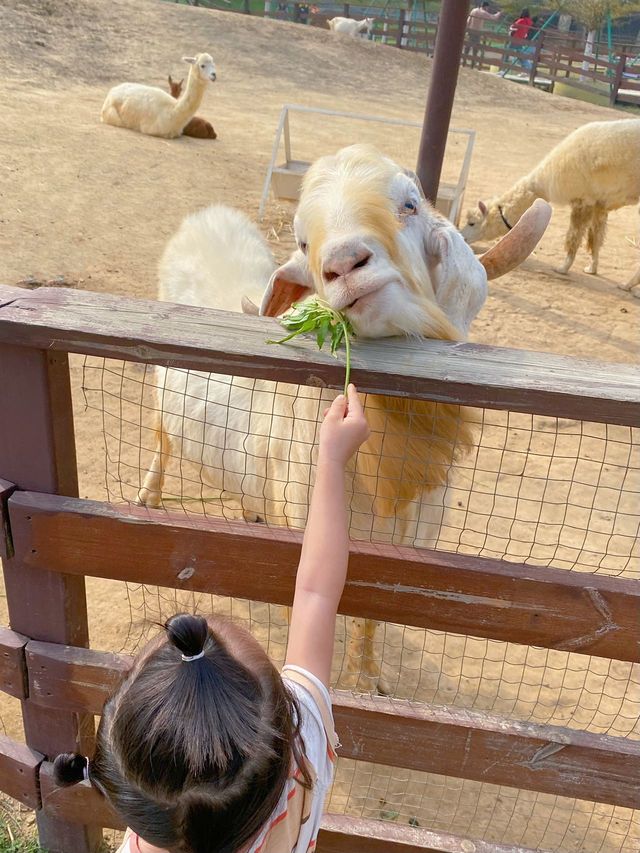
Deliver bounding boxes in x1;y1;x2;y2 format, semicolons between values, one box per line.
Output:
138;145;550;691
328;16;374;36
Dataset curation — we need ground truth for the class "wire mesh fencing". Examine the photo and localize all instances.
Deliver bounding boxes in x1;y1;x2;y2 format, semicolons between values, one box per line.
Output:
77;354;640;852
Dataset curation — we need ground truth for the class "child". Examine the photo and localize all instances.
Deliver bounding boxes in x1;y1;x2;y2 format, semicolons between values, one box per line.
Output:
53;385;370;853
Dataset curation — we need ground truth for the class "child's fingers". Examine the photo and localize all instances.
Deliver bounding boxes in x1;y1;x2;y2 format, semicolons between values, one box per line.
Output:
345;384;364;419
325;394;347;420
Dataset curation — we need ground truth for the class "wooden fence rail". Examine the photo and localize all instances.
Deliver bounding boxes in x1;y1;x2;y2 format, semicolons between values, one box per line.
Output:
14;639;640;809
9;491;640;663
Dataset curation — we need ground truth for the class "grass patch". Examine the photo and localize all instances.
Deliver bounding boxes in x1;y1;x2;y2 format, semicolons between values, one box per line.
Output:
0;828;43;853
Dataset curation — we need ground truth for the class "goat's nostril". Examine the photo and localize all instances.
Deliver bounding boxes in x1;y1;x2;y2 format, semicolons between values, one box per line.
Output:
353;253;371;270
323;248;372;281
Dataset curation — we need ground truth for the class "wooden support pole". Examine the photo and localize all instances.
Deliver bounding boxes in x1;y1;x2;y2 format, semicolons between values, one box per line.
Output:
0;344;99;853
416;0;470;202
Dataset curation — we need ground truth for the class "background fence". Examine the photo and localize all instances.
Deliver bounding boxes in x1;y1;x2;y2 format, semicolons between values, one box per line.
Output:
173;0;640;107
0;283;639;852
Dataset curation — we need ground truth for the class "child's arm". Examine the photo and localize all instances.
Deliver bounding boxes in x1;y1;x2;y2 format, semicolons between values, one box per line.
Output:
284;385;370;687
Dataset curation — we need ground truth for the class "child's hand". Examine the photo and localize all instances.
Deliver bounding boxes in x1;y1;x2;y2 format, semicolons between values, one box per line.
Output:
319;384;370;467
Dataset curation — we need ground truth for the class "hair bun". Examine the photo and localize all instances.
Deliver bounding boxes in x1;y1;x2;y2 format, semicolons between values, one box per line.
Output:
53;753;89;787
165;613;209;658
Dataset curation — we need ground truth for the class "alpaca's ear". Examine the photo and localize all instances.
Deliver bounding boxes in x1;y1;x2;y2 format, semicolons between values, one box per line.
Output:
423;217;488;337
183;56;196;65
478;198;552;280
478;200;488;216
260;250;315;317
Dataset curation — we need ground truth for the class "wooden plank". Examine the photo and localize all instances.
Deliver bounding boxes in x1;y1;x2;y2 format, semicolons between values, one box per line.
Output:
0;343;99;853
11;492;640;663
334;693;640;809
0;627;29;699
38;765;545;853
0;735;42;809
26;643;640;809
27;641;129;714
0;285;638;425
318;814;543;853
0;477;15;560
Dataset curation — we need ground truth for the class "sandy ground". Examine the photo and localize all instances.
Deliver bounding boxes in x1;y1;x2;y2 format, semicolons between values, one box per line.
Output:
0;0;639;850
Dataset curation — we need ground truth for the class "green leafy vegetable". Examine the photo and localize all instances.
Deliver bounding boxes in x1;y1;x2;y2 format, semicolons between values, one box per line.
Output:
267;297;354;396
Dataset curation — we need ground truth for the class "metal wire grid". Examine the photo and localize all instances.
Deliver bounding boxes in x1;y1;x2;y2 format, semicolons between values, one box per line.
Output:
76;355;640;852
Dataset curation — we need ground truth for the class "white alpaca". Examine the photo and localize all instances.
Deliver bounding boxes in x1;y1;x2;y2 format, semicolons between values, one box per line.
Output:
101;54;217;139
328;16;374;36
139;146;550;689
461;119;640;286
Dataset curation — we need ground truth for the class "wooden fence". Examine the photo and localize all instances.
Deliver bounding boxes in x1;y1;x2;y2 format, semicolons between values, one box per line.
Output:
192;0;640;107
0;283;639;852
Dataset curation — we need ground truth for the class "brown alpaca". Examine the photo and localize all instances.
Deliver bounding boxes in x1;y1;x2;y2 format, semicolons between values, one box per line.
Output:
168;75;217;139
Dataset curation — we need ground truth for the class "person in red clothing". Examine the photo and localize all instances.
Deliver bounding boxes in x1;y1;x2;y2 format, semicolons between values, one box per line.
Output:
509;7;534;71
509;7;533;39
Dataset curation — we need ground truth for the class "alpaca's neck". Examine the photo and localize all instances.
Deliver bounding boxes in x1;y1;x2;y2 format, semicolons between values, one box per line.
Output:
495;175;541;225
172;70;207;125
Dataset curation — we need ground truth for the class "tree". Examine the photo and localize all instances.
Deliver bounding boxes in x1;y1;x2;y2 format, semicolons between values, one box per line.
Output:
564;0;640;77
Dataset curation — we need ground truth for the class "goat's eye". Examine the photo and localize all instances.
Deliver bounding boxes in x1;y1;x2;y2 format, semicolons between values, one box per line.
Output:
298;241;308;254
403;200;417;212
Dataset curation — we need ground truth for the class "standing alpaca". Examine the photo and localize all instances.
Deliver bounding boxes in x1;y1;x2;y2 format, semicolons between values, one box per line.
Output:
328;16;375;36
461;119;640;281
101;54;217;139
138;146;550;690
167;76;216;139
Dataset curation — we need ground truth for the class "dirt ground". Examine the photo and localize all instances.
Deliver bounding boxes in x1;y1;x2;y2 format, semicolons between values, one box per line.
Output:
0;0;639;850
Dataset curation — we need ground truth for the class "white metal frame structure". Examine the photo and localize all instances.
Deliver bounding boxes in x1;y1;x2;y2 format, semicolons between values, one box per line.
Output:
258;104;476;226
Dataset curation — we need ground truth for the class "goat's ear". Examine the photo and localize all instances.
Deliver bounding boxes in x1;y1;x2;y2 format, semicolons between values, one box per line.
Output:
182;56;196;65
260;250;314;317
423;219;488;337
478;200;488;216
479;199;552;280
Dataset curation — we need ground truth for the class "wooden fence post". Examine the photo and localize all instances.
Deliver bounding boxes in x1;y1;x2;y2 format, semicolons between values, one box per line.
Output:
343;3;349;16
0;344;99;853
396;8;406;47
610;52;626;106
528;38;542;85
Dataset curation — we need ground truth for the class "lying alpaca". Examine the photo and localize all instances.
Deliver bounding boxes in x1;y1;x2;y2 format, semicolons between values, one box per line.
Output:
461;119;640;283
139;146;550;690
328;15;374;36
101;54;217;139
168;76;216;140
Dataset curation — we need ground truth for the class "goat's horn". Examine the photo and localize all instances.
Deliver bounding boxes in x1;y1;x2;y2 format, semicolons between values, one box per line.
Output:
241;296;259;315
478;199;552;280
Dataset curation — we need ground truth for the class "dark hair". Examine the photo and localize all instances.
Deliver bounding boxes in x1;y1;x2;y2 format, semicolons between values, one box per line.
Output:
520;7;530;16
53;614;311;853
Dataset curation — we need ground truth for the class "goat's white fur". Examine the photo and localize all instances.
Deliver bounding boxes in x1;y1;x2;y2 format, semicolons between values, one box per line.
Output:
328;15;374;35
101;53;217;139
461;119;640;288
140;146;528;690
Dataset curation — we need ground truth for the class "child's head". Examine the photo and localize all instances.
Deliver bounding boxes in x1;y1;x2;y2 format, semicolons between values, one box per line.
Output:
54;614;308;853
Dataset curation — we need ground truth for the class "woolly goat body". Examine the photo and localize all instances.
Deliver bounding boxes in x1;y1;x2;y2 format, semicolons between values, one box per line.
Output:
101;53;216;139
462;119;640;283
